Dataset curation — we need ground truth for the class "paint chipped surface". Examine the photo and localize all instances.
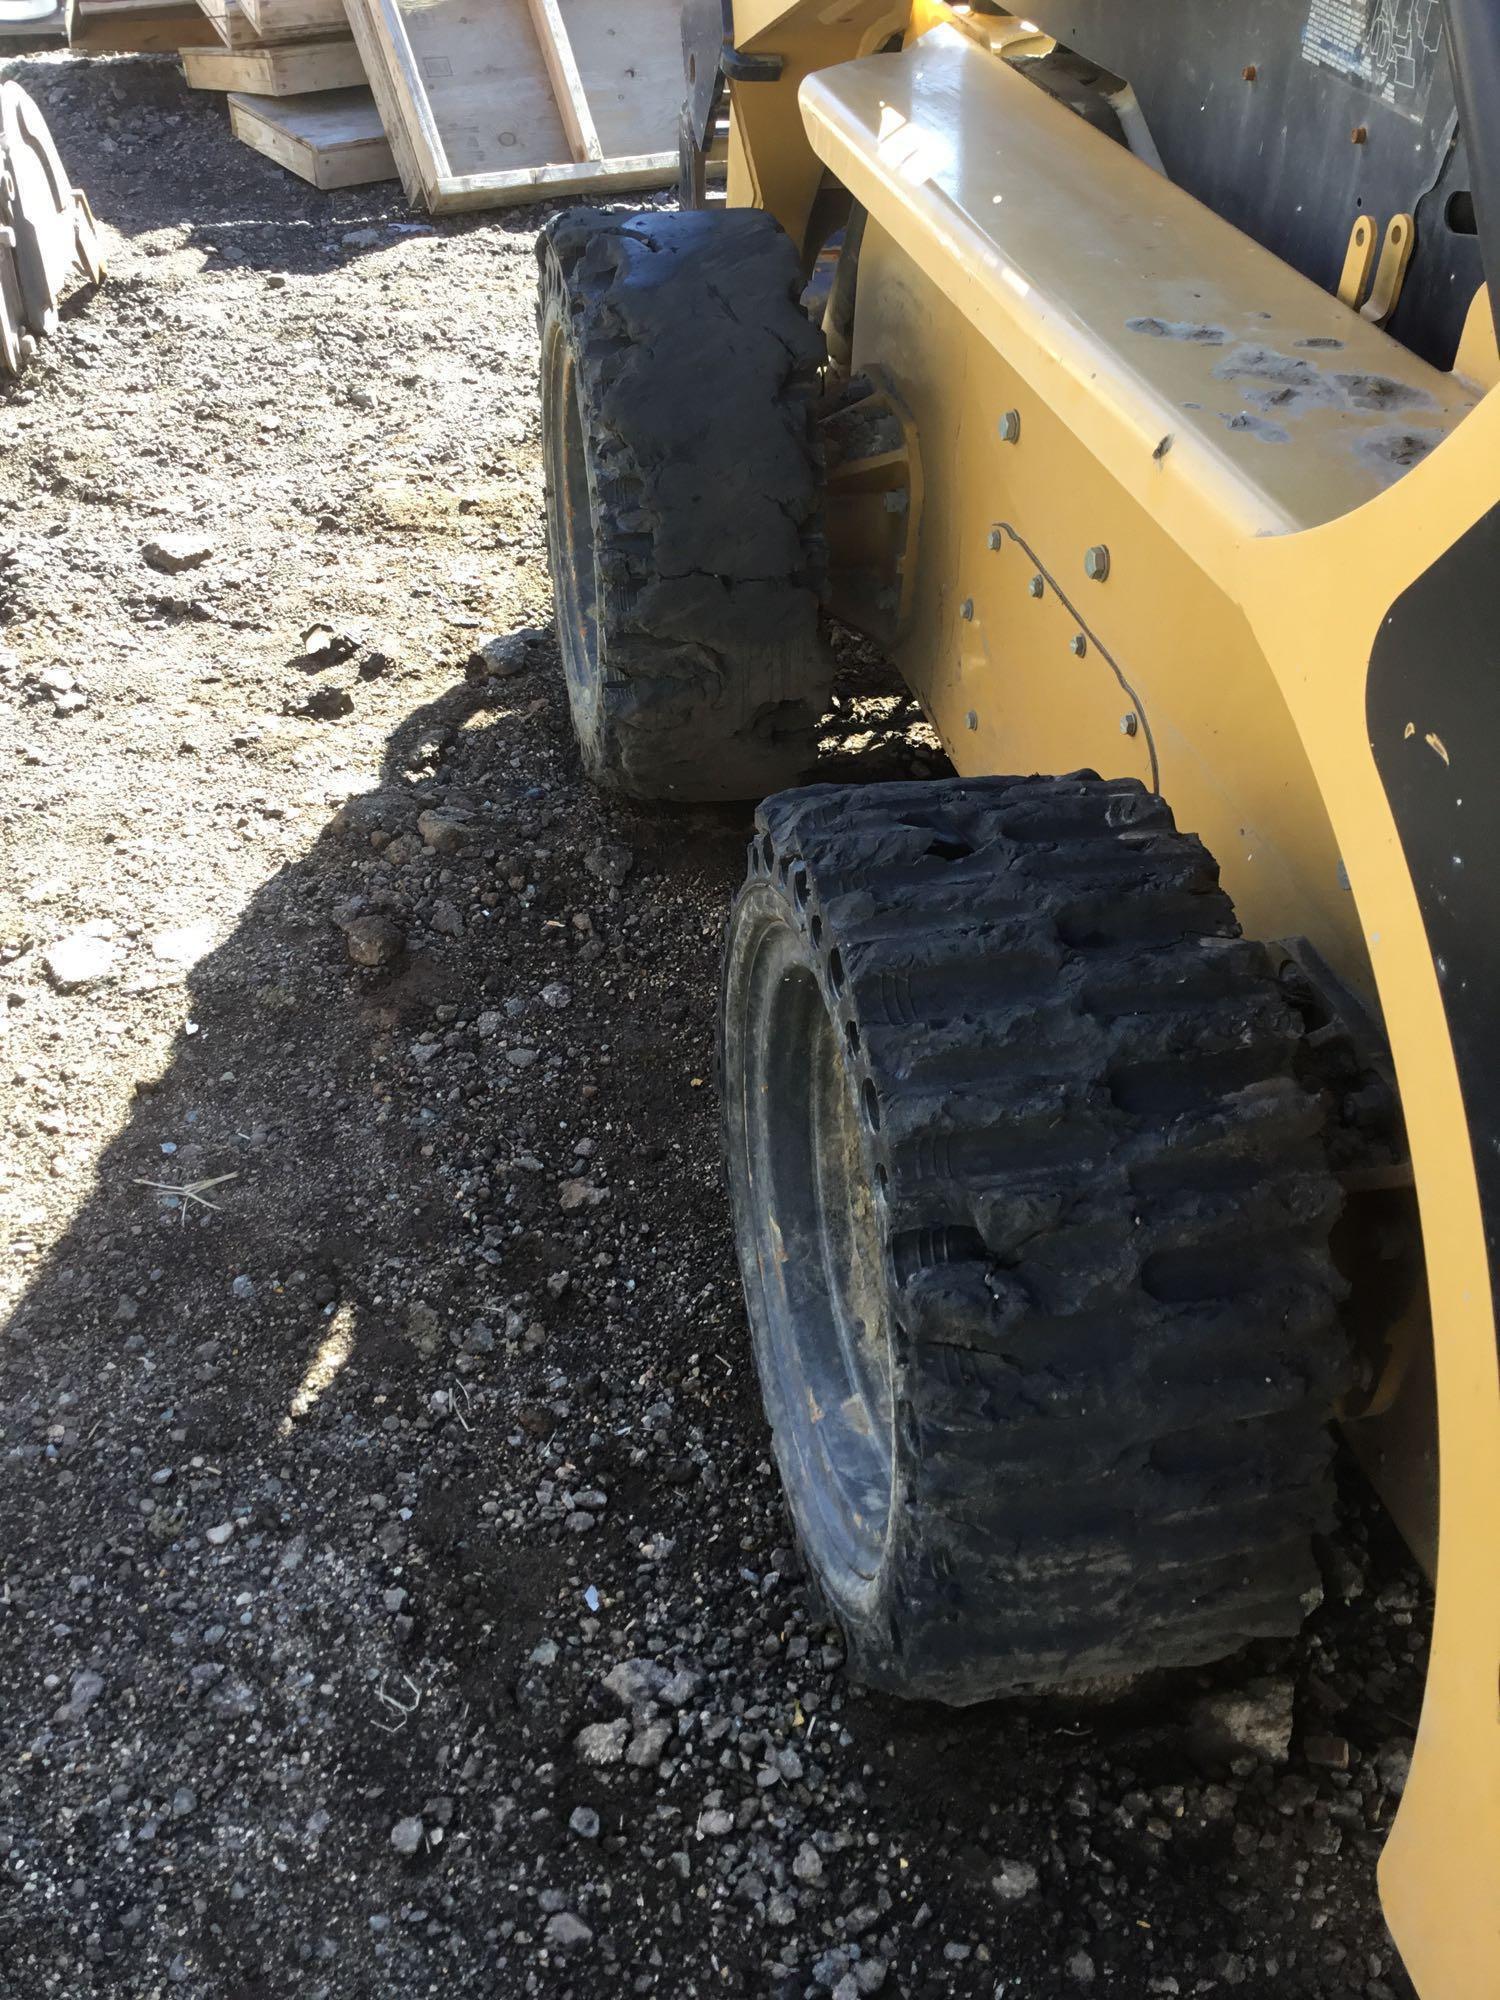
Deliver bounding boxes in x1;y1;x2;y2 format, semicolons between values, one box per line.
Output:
1126;316;1229;343
1219;409;1291;444
1355;427;1442;480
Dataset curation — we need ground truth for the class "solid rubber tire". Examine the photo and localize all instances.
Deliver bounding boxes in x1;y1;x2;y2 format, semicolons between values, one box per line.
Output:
535;208;831;802
720;772;1352;1701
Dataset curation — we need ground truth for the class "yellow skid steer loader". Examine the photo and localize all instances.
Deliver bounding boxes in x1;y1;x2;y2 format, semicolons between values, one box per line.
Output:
535;5;1500;1991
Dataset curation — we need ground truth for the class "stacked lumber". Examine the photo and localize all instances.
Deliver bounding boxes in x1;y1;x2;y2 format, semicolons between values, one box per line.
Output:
181;0;394;187
181;0;684;208
342;0;681;214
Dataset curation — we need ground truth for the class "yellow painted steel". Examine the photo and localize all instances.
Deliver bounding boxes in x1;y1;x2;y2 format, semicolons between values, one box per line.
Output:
717;8;1500;1993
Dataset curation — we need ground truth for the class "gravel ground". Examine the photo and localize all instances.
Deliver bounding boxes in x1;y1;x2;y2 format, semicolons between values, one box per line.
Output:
0;50;1431;2000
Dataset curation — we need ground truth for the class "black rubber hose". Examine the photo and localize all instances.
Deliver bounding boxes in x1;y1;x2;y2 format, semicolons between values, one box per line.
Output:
1444;0;1500;346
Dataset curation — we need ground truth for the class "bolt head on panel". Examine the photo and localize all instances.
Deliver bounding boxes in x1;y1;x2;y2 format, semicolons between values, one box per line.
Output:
1084;545;1110;581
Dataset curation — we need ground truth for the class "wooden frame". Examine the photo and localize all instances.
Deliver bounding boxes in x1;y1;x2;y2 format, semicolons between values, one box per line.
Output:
228;86;395;186
182;36;365;92
340;0;680;215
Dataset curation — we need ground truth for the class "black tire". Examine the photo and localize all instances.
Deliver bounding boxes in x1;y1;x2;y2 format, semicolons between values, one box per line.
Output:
720;772;1351;1702
535;208;831;802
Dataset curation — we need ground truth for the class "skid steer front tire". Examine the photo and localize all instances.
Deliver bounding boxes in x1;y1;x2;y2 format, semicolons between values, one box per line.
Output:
721;773;1352;1701
536;208;831;802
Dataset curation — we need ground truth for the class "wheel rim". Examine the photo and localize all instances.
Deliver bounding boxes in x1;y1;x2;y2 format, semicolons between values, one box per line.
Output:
732;899;894;1610
542;321;601;733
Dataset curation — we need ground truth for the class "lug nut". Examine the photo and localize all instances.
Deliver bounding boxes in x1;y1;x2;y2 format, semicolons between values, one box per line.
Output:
1027;574;1045;598
998;409;1021;443
1084;544;1110;582
960;597;974;621
1120;712;1139;737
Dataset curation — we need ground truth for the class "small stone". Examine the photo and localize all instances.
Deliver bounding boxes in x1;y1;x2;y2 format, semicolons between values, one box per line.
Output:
793;1840;823;1885
390;1816;424;1855
60;1669;105;1719
428;900;464;938
574;1719;629;1767
583;842;634;888
342;227;380;248
43;933;116;990
1189;1677;1295;1764
558;1177;604;1212
992;1859;1039;1902
150;923;213;967
626;1721;672;1768
469;631;540;679
205;1522;235;1546
230;1276;254;1300
698;1808;734;1837
143;534;213;574
540;982;571;1010
505;1047;539;1069
417;809;468;854
171;1787;196;1818
51;690;87;715
1304;1732;1351;1770
568;1805;600;1839
543;1912;592;1949
602;1658;667;1708
345;915;405;968
1066;1950;1096;1985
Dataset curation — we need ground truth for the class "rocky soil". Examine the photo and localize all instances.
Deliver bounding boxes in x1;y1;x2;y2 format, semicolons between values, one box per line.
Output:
0;48;1428;2000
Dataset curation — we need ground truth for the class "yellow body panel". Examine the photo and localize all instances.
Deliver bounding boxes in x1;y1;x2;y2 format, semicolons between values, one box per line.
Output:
721;11;1500;1993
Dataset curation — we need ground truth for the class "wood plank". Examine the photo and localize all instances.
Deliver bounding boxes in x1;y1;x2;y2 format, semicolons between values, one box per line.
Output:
195;0;269;48
338;0;424;204
423;148;676;215
239;0;346;40
183;36;364;92
557;0;679;160
524;0;600;163
227;86;396;187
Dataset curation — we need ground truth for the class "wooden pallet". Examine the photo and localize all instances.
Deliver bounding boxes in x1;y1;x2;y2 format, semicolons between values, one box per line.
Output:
183;36;364;93
227;86;395;187
340;0;679;215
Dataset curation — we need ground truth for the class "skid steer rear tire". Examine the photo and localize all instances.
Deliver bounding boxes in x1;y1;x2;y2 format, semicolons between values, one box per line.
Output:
535;208;831;802
720;772;1351;1701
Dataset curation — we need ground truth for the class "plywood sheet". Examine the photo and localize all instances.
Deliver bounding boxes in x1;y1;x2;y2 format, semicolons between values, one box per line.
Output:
183;35;364;91
227;86;396;187
342;0;677;213
556;0;678;161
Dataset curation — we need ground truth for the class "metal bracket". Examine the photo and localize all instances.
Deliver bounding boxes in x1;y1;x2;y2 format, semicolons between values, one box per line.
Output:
1336;214;1378;309
721;41;783;82
1360;212;1416;325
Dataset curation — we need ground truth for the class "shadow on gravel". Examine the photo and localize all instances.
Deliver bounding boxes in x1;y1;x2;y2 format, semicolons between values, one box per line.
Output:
0;639;1430;1997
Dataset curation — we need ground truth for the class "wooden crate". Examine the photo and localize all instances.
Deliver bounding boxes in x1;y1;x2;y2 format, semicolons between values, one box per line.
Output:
227;86;395;187
340;0;679;215
183;36;364;93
